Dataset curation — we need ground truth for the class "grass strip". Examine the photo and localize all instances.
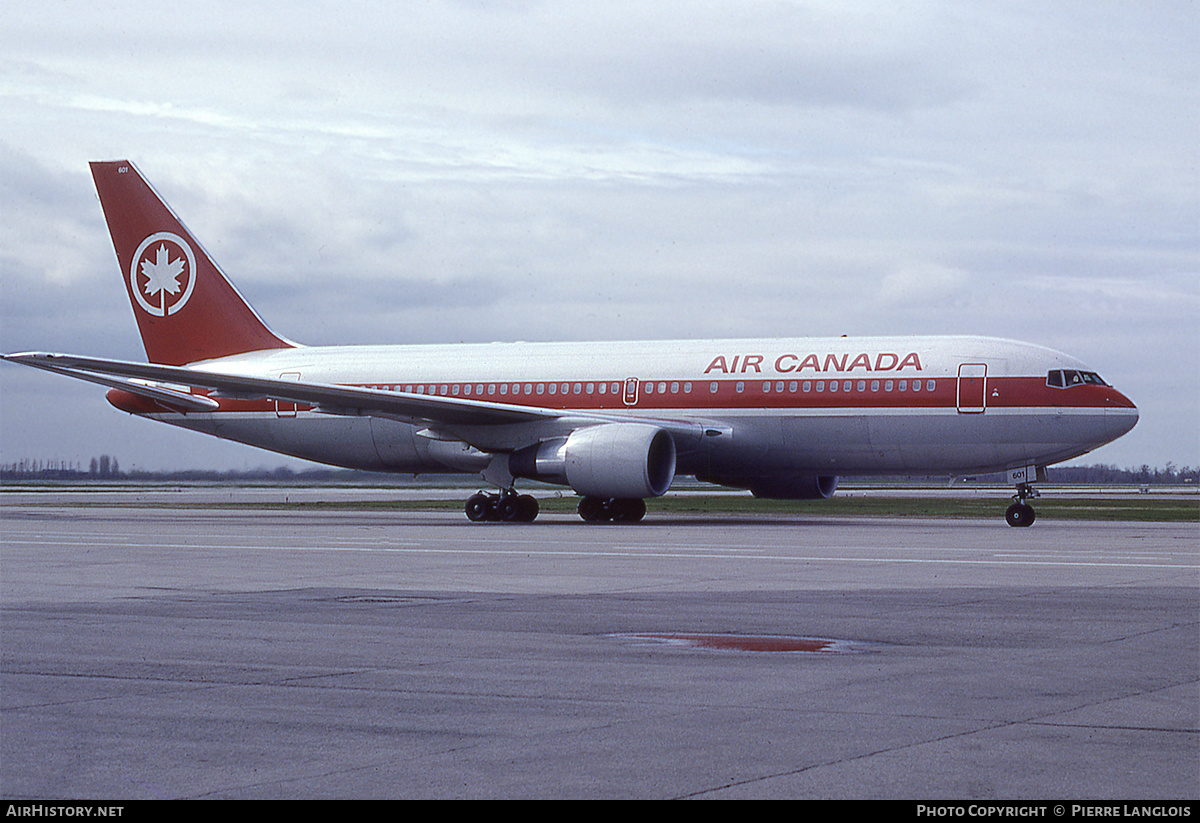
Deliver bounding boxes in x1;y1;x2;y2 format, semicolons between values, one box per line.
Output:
8;495;1196;521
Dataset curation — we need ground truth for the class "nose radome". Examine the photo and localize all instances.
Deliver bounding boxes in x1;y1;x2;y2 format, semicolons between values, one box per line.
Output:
1108;393;1139;439
1120;403;1139;434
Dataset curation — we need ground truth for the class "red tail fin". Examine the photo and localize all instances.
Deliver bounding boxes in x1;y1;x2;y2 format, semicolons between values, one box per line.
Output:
90;161;293;365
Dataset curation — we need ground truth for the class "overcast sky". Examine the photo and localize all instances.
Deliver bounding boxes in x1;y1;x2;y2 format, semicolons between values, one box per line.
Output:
1;1;1196;473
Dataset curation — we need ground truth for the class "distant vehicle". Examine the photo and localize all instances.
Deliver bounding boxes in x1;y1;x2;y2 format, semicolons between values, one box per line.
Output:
3;161;1139;525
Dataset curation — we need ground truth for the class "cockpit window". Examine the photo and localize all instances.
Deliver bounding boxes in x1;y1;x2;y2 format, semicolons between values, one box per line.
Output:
1047;369;1107;389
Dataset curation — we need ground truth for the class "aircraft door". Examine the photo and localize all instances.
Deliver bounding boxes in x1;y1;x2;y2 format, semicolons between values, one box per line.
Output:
957;364;986;414
275;372;301;417
623;378;639;406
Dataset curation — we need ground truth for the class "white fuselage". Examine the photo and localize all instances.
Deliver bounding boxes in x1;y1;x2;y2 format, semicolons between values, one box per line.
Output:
127;334;1138;485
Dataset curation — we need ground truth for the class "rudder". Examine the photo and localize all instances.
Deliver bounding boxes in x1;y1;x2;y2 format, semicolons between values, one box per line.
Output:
90;160;293;365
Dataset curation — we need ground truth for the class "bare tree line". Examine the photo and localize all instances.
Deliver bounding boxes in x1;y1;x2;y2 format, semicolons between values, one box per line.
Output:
2;458;1197;485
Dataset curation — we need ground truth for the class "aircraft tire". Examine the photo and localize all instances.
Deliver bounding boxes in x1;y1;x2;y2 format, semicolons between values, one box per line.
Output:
578;496;607;522
465;493;491;522
515;494;539;522
493;494;519;521
612;498;646;522
1005;502;1036;527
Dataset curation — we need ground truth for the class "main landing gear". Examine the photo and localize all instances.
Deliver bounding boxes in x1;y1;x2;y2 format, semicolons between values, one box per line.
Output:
577;496;647;523
461;491;648;523
1005;482;1039;528
465;490;539;522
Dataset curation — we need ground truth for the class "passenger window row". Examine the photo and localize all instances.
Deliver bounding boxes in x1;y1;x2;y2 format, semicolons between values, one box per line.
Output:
742;379;935;394
370;378;936;398
391;382;624;397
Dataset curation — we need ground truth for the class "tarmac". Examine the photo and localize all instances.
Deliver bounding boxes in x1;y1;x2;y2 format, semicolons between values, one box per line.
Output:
1;493;1196;799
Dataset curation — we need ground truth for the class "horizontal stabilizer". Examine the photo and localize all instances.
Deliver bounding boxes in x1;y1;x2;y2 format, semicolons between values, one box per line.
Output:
8;356;220;413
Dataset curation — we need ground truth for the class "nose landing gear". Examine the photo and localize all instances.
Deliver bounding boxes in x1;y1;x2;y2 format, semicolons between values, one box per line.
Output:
1005;482;1039;527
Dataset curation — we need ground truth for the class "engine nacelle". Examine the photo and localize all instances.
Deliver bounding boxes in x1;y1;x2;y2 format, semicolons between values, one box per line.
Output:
510;424;676;499
748;474;839;500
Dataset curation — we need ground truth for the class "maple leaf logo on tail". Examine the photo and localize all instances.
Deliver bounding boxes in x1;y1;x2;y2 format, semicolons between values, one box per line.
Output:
129;232;197;316
142;244;184;304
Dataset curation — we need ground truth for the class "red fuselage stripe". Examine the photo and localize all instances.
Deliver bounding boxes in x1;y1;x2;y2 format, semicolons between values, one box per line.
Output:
150;375;1130;415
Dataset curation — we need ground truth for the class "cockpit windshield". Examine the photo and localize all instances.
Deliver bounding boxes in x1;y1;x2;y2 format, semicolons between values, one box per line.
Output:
1046;369;1107;389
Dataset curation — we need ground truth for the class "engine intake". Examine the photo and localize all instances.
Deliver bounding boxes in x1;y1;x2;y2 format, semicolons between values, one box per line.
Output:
510;424;676;499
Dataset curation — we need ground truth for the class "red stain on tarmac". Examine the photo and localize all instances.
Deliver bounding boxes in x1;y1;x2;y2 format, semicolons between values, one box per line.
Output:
618;633;848;653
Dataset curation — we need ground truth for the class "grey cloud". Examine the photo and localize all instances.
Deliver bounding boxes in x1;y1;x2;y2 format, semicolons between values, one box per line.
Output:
1;2;1195;471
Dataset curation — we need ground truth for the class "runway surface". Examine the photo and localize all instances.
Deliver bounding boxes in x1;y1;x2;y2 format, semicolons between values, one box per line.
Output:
1;498;1197;799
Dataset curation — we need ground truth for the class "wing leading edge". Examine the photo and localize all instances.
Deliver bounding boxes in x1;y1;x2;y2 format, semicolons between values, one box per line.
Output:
2;352;705;449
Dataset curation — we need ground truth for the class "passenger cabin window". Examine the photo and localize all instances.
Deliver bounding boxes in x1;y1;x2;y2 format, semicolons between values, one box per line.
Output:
1047;369;1107;389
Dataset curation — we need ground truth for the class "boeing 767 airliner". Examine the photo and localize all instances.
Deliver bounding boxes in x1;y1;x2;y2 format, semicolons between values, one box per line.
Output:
3;161;1139;525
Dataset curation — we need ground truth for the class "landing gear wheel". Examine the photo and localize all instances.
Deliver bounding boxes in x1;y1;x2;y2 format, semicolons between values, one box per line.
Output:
492;494;519;522
1005;502;1036;528
578;496;607;522
578;496;646;523
515;494;539;522
465;493;491;522
465;490;539;523
1005;479;1041;527
611;498;646;522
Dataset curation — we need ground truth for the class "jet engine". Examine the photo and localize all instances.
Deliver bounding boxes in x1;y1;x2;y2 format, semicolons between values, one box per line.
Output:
510;423;676;499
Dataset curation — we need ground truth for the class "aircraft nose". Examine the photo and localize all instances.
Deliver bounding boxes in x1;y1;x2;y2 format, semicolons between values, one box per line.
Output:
1121;400;1138;433
1107;390;1139;438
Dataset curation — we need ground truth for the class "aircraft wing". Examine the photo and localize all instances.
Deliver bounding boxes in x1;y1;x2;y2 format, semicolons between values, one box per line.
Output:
5;355;222;413
2;352;705;447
